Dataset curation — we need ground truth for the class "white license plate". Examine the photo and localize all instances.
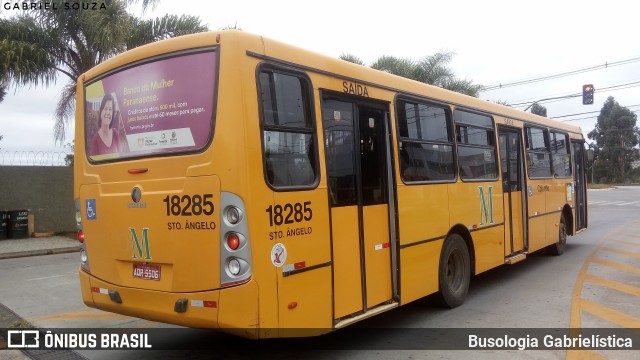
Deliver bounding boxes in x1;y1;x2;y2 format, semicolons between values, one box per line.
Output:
133;263;161;281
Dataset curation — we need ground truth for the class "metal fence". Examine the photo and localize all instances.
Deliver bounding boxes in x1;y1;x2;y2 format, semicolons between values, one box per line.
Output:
0;151;70;166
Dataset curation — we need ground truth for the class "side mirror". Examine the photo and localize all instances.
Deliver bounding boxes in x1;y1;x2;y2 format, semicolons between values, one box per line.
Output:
586;149;594;162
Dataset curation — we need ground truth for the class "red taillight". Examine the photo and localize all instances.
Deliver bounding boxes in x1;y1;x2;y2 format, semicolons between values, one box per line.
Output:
78;230;85;243
226;233;240;250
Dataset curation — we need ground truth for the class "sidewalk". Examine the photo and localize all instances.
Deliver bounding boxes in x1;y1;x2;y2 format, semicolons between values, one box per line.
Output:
0;236;80;260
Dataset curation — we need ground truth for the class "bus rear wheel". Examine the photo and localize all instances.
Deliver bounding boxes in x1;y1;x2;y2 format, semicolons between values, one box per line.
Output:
546;214;567;256
434;234;470;308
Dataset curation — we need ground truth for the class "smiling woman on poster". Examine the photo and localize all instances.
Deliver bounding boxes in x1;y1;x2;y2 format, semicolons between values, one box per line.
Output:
90;93;121;156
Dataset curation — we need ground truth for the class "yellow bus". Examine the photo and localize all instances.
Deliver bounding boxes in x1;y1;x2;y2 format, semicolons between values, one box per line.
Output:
75;30;588;338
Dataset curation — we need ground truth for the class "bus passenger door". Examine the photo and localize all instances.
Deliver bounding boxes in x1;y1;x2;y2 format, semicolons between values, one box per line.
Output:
572;141;587;231
499;127;527;256
321;96;394;321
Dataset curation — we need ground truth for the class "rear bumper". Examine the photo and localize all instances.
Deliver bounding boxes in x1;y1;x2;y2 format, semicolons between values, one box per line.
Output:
79;270;259;338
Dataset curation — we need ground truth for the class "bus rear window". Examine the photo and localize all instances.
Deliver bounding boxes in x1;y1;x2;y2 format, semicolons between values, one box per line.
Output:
84;49;217;162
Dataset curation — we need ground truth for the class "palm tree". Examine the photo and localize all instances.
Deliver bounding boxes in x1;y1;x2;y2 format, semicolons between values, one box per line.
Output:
340;52;482;97
0;0;207;143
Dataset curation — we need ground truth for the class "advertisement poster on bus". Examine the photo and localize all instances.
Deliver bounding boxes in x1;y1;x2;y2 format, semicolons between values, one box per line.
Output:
84;50;217;161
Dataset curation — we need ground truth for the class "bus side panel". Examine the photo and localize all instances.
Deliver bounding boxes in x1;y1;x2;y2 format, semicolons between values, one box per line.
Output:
448;181;504;274
396;184;450;303
218;280;259;339
277;267;332;336
399;241;442;304
545;179;570;246
235;53;282;332
526;179;547;252
272;190;333;330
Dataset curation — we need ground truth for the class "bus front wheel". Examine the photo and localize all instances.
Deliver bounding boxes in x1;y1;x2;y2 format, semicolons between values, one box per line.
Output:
546;214;567;256
435;234;470;308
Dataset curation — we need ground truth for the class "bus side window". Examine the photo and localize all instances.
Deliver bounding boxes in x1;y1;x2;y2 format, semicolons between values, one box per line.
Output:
455;110;498;181
550;131;571;178
258;69;317;189
525;127;552;179
396;99;455;183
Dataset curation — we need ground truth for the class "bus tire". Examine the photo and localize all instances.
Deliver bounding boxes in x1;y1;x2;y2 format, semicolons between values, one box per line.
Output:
434;234;470;308
546;214;567;256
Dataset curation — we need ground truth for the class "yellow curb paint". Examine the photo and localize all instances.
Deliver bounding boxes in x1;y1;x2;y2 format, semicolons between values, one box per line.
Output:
581;299;640;329
590;257;640;275
584;274;640;297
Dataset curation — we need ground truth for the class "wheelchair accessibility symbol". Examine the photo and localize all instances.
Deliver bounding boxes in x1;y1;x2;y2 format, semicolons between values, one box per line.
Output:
86;199;97;220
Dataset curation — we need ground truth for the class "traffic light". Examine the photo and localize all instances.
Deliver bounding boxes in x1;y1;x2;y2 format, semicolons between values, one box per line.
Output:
582;84;594;105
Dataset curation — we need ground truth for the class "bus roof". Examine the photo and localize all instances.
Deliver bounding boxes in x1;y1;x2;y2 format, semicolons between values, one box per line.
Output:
82;30;583;137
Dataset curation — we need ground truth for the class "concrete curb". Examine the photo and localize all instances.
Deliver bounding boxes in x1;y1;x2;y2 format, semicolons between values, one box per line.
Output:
0;246;81;260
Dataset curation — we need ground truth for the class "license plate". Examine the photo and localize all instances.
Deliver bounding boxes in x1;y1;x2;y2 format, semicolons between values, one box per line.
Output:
133;263;161;281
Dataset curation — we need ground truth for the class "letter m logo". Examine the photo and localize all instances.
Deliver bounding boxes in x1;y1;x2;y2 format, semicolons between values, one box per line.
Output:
130;228;152;260
478;186;494;226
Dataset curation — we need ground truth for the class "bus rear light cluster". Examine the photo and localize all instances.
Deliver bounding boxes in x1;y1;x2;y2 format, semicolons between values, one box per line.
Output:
225;232;241;250
220;193;252;287
75;198;91;273
224;206;243;225
226;257;249;277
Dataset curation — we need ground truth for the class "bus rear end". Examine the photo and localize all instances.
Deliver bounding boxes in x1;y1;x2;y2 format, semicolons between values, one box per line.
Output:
74;33;257;335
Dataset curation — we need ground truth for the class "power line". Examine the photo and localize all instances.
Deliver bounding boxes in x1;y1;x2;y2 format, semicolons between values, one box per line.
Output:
483;56;640;91
559;110;640;122
553;104;640;120
510;81;640;107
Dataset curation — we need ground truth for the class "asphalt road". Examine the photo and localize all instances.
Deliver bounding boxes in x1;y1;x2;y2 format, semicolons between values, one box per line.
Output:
1;187;638;359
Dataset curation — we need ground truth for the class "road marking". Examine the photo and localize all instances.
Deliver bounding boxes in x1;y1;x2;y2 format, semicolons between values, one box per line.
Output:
591;257;640;275
569;251;592;329
581;299;640;329
27;271;77;281
606;239;640;247
584;273;640;297
566;349;607;360
615;201;640;206
610;232;640;239
568;221;640;359
598;246;640;259
598;201;626;205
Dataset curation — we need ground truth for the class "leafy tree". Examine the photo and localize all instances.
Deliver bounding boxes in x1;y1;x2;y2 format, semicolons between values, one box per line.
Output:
0;83;4;143
219;22;242;31
494;100;512;107
587;96;640;183
530;103;547;117
64;141;74;166
0;0;207;143
340;51;482;97
339;53;365;66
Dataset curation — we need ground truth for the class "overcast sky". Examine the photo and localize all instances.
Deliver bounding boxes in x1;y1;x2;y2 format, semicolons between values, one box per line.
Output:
1;0;639;163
